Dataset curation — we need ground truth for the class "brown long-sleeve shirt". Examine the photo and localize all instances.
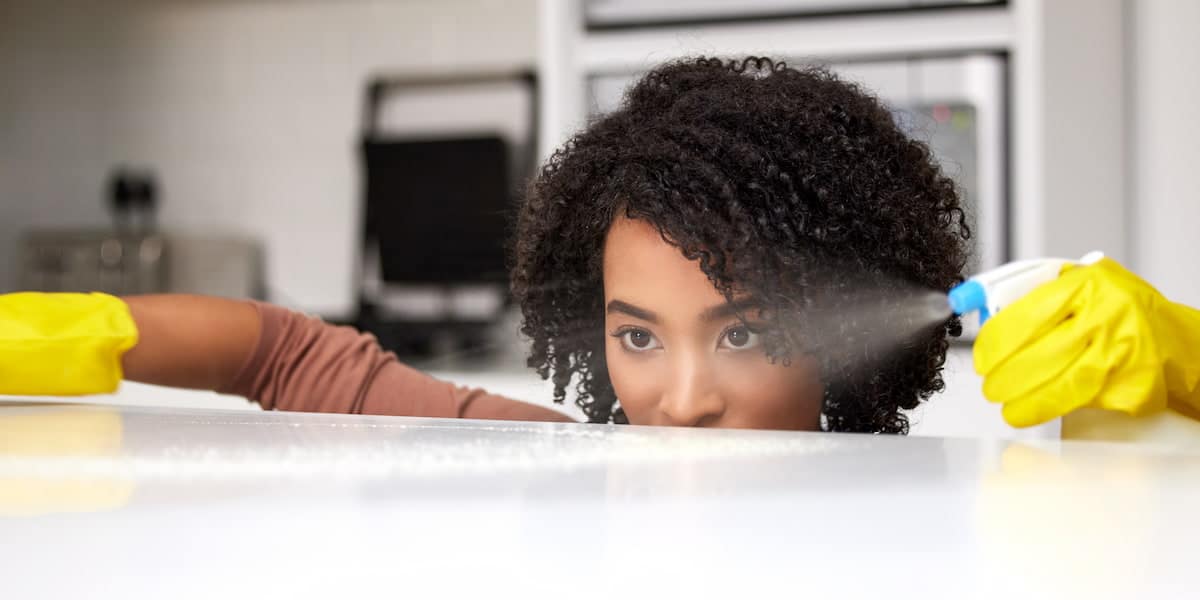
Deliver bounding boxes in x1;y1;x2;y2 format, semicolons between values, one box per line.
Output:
219;302;574;423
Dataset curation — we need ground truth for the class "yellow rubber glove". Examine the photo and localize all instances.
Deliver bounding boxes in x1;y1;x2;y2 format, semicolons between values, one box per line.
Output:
974;258;1200;428
0;292;138;395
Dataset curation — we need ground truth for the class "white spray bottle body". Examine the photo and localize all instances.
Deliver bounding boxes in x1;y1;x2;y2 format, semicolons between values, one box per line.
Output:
948;251;1104;324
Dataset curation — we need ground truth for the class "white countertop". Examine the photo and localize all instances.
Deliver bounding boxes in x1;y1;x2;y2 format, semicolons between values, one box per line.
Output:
1;401;1194;599
2;345;1062;441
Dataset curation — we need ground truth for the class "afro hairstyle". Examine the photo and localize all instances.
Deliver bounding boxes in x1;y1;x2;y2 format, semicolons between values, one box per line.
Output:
510;56;970;433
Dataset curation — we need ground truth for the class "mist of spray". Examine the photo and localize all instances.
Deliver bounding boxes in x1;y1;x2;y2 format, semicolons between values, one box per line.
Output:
786;276;956;380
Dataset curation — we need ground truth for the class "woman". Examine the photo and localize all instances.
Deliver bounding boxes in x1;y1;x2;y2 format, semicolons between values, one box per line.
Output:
2;57;970;433
512;56;967;432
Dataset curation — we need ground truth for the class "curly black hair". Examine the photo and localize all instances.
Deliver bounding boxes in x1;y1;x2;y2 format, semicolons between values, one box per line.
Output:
511;56;969;433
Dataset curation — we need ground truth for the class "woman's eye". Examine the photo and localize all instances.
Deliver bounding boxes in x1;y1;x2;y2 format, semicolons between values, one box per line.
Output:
614;328;661;352
719;325;761;350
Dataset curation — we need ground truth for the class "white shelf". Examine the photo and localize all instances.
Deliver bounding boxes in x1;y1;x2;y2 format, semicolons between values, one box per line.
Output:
582;5;1012;73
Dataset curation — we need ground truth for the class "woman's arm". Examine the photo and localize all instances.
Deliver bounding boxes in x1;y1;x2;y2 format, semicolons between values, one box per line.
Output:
3;291;572;421
121;295;261;391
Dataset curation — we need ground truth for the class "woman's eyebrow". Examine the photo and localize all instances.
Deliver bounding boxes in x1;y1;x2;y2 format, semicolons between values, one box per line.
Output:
606;300;659;323
700;299;761;322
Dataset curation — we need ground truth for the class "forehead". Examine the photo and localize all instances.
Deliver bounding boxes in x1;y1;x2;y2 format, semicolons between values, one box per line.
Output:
602;216;728;311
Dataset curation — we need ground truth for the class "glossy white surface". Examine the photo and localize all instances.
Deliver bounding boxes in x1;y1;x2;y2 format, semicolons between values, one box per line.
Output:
2;401;1196;599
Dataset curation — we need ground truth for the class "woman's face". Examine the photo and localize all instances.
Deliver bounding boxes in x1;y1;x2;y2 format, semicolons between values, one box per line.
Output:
602;216;824;430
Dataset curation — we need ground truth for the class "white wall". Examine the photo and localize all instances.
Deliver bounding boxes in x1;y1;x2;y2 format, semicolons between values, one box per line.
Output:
0;0;537;318
1129;0;1200;307
1011;0;1128;263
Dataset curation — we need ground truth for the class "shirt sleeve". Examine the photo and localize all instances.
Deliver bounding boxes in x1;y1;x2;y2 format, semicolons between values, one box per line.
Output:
219;302;575;423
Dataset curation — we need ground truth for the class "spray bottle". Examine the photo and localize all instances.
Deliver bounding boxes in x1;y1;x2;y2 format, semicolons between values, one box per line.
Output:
946;251;1104;326
947;252;1200;446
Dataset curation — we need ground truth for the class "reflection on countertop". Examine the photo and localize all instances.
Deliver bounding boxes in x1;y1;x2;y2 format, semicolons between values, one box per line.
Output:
1;401;1198;598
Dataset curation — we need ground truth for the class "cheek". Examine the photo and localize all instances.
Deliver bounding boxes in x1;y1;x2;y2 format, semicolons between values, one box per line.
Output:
606;337;824;429
713;355;824;429
604;339;660;422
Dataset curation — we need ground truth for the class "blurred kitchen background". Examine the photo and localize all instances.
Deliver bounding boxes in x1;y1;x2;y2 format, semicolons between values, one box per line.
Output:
1;0;1196;438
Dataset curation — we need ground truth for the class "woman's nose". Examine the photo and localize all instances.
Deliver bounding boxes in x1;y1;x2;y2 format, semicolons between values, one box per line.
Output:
659;357;725;427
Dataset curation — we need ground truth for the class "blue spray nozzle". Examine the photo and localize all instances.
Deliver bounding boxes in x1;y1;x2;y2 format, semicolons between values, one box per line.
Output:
947;279;986;317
